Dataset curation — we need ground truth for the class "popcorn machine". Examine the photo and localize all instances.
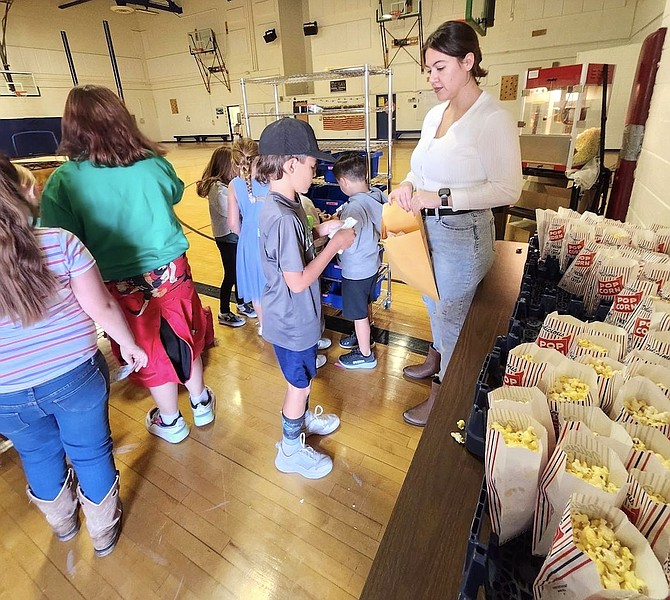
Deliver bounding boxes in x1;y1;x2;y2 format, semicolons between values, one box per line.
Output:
519;63;615;172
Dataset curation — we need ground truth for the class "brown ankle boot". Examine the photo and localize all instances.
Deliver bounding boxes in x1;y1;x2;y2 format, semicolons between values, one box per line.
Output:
403;345;440;380
403;379;441;427
78;473;122;557
27;467;80;541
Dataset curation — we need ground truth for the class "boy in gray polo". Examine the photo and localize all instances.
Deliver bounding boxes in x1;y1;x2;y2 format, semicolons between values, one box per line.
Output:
256;118;355;479
332;152;387;369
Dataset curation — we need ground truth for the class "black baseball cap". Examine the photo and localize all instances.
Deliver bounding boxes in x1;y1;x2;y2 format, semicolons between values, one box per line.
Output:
258;117;334;162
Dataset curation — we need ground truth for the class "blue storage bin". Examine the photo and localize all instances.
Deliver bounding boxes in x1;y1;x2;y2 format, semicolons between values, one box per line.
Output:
318;151;383;183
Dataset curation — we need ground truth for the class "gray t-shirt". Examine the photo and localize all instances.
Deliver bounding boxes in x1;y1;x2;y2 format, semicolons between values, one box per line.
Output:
339;187;386;280
259;191;322;351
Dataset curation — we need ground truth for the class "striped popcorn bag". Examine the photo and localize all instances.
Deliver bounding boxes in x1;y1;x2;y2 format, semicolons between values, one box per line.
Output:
534;494;669;599
485;408;549;544
643;330;670;362
599;224;633;248
569;331;621;362
639;261;670;294
625;349;670;370
575;355;625;415
558;241;600;297
626;362;670;400
623;423;670;476
560;220;594;273
504;342;566;387
626;298;670;352
625;469;670;585
584;256;641;317
605;280;658;332
537;312;585;356
581;321;629;362
654;228;670;255
533;430;628;556
556;405;633;464
610;376;670;438
489;386;556;454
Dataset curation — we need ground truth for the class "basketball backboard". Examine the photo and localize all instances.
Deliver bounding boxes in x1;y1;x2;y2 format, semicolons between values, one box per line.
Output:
465;0;495;36
0;71;40;97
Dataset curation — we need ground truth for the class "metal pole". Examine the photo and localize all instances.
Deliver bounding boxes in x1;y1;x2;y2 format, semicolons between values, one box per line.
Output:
273;83;280;120
364;64;371;181
387;67;393;191
102;20;124;101
240;77;251;137
60;31;78;86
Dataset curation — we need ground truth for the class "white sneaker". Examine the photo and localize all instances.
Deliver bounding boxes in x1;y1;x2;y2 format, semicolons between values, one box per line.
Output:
304;405;340;436
316;354;327;368
274;433;333;479
145;408;190;443
190;386;216;426
317;337;332;350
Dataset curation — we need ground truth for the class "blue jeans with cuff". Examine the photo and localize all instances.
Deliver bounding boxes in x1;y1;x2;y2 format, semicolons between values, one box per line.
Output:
0;351;116;503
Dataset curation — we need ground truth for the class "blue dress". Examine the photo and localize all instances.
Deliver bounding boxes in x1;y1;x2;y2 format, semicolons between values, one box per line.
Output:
230;176;268;302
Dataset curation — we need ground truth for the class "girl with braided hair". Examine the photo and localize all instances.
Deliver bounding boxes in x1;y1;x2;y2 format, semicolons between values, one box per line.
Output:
227;137;269;333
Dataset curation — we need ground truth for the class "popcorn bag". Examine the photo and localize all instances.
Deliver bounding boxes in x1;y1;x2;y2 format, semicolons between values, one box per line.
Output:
626;362;670;400
625;349;670;371
582;321;629;362
626;298;670;353
489;386;556;454
485;408;549;544
536;312;585;356
559;241;601;297
560;220;594;272
623;423;670;477
610;376;670;438
556;405;633;464
504;343;567;387
584;256;641;316
575;355;626;415
605;281;658;331
533;430;628;555
534;494;669;599
569;332;621;362
541;213;569;261
643;331;670;363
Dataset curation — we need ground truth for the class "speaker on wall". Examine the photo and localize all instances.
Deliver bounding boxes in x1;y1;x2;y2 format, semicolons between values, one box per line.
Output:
303;21;318;36
263;28;277;43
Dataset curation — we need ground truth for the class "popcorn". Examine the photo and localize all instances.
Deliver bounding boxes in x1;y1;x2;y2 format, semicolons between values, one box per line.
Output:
624;397;670;427
566;457;618;493
572;512;647;593
577;338;609;354
456;419;465;430
548;375;590;403
583;357;621;379
521;353;535;362
631;437;670;469
450;432;465;444
642;485;669;505
490;421;539;451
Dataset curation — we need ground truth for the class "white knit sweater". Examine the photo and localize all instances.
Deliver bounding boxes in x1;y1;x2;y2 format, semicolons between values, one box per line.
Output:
403;91;523;211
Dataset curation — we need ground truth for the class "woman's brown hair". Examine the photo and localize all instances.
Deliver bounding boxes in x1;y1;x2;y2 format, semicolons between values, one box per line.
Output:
196;146;236;197
0;156;57;326
232;138;259;198
59;85;165;167
423;21;488;80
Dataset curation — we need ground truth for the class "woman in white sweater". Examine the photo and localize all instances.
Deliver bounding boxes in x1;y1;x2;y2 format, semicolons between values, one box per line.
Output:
389;20;523;426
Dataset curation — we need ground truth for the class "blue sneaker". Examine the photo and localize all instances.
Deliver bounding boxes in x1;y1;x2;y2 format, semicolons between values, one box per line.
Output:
339;333;375;349
237;302;257;318
338;349;377;370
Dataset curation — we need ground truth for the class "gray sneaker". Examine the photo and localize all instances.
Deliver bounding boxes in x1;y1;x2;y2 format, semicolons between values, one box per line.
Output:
339;333;375;349
218;312;246;327
274;433;333;479
338;348;377;370
303;405;340;436
237;302;257;318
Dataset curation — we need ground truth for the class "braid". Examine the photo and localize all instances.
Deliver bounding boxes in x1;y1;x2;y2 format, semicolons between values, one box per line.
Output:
232;138;259;202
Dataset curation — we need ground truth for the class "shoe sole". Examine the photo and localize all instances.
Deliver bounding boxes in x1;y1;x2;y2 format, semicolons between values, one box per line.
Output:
317;340;332;350
145;416;190;443
193;398;216;427
339;340;376;349
402;367;437;381
218;320;245;327
56;520;81;542
402;411;427;427
274;458;333;479
337;359;378;370
94;505;122;557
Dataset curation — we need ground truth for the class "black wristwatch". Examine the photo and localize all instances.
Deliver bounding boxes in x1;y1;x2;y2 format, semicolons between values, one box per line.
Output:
438;187;451;207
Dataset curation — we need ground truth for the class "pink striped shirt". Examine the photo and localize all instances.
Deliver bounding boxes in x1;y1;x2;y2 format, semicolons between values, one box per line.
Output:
0;228;98;392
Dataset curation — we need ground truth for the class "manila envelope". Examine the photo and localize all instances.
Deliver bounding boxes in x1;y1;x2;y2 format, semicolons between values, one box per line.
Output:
381;203;439;301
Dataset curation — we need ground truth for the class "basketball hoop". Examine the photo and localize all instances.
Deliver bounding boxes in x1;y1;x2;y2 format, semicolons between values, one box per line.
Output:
391;10;401;18
14;90;27;98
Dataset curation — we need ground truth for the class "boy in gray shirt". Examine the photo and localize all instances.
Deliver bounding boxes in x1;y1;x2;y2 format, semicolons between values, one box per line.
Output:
256;118;354;479
332;152;387;369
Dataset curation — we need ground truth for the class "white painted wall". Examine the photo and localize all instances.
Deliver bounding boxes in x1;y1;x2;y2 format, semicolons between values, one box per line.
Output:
627;0;670;227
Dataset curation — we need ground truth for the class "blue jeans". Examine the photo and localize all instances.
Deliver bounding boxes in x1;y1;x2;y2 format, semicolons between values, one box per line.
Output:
0;351;116;503
423;210;496;380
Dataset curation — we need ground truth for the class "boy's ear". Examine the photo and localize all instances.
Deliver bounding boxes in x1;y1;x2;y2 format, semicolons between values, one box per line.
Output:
284;156;297;174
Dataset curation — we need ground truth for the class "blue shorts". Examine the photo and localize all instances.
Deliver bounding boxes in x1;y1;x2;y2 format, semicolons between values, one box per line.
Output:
273;344;318;389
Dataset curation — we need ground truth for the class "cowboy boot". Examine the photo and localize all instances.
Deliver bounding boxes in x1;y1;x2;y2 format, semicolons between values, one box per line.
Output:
26;467;80;541
78;473;122;557
402;378;441;427
403;345;441;380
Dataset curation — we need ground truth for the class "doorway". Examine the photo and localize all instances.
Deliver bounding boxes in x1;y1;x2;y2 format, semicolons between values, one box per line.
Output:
227;105;241;139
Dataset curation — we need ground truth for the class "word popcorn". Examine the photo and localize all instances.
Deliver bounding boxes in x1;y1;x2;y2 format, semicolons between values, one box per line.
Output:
572;512;646;593
566;457;618;493
490;422;539;451
624;398;670;427
548;376;590;403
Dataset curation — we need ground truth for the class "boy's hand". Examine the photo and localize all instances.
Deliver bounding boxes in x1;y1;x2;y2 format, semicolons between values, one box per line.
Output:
315;219;343;237
330;228;355;252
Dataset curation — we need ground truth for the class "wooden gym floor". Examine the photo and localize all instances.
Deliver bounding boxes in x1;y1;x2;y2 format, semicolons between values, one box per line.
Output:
0;142;441;600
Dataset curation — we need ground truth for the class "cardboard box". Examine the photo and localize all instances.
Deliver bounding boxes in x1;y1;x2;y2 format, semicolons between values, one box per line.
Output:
516;181;572;212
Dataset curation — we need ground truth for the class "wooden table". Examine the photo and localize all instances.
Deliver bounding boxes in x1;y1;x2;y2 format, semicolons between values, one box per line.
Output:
361;240;527;599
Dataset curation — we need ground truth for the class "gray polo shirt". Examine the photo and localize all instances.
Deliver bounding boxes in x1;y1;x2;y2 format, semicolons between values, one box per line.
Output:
339;188;386;280
259;191;322;351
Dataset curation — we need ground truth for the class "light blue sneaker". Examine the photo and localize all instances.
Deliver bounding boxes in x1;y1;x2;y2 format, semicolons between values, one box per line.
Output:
274;434;333;479
303;405;340;436
338;349;377;370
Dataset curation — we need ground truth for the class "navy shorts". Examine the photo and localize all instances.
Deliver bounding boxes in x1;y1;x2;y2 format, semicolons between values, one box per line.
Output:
342;274;378;320
273;344;318;388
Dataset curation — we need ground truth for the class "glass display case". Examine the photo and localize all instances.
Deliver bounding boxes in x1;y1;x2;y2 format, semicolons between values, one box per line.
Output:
519;63;614;172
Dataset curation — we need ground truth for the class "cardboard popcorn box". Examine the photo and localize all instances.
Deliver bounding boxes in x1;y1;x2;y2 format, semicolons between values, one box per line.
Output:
485;408;549;544
534;494;668;599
